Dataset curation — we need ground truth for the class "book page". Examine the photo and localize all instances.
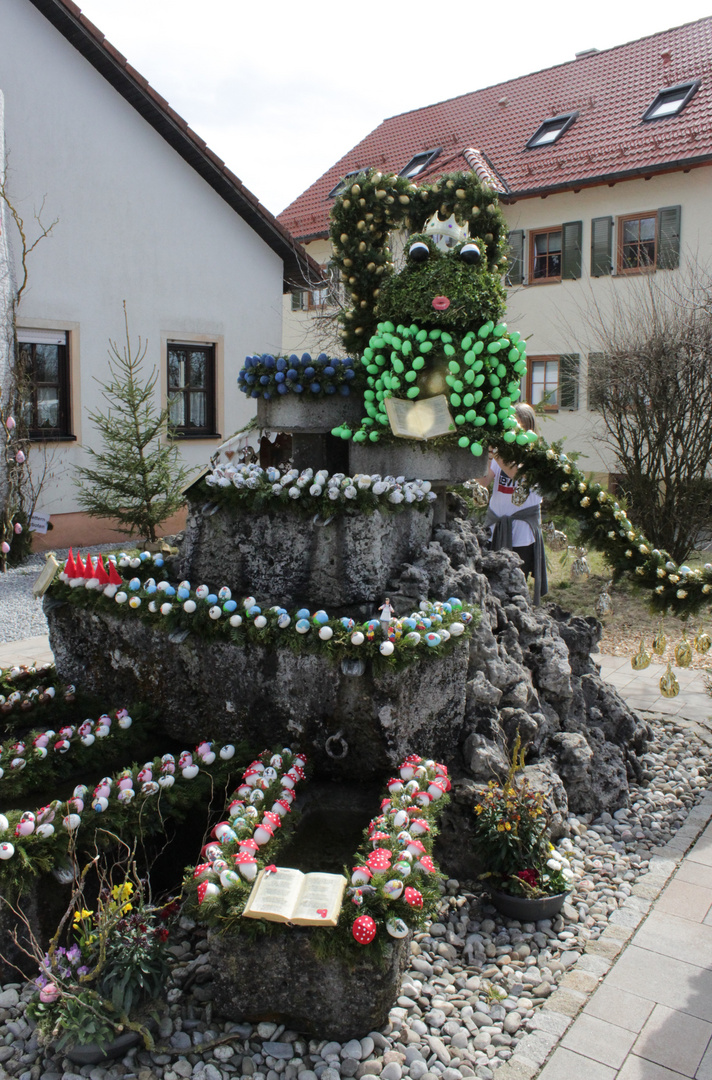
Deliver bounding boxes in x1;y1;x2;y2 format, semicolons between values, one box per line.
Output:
385;394;455;440
291;872;347;926
243;867;304;922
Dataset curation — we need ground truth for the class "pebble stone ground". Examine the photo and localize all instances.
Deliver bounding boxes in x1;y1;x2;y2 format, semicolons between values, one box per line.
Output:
1;566;712;1080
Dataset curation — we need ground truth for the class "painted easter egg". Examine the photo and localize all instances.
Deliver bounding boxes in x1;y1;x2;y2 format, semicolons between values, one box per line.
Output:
352;915;377;945
296;619;310;634
383;879;404;900
380;641;394;656
386;918;409;938
0;842;14;859
351;631;365;646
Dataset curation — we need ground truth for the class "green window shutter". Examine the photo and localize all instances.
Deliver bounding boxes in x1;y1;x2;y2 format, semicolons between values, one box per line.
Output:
587;352;607;411
590;216;613;277
506;230;525;285
561;221;582;279
657;205;681;269
559;353;580;410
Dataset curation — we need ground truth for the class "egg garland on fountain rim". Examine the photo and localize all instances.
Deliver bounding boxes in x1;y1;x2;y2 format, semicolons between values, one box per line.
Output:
327;168;536;456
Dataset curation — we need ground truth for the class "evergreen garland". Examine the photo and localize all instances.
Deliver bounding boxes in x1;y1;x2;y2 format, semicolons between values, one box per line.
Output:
47;572;480;674
0;742;248;893
493;434;712;617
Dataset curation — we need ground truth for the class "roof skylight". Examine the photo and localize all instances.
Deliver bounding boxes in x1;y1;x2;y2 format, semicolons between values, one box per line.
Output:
399;149;441;178
643;80;700;122
526;112;578;150
328;170;363;198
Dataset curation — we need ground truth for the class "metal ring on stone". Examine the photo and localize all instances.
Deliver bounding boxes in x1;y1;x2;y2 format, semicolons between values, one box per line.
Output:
325;731;349;759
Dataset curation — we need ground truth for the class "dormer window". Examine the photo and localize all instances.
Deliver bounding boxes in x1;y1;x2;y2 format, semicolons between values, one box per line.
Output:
399;149;441;178
643;80;700;121
526;112;578;149
327;170;363;198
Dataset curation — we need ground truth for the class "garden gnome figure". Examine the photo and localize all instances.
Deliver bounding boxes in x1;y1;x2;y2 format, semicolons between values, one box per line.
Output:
379;598;395;638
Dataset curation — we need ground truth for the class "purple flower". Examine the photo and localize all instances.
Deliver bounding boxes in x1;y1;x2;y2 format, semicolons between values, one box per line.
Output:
77;965;89;977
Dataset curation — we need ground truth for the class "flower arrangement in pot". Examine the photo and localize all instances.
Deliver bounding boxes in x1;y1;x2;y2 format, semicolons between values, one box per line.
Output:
26;848;178;1063
472;737;573;920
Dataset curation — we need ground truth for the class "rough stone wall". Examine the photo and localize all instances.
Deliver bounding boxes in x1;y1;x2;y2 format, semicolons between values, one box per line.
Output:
46;502;651;841
174;503;434;615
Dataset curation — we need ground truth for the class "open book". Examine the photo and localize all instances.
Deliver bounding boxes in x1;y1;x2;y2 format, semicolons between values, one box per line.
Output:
384;394;456;441
242;867;347;926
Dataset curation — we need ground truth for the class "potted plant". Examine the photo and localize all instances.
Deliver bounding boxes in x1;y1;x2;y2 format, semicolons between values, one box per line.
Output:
472;738;573;920
26;854;178;1065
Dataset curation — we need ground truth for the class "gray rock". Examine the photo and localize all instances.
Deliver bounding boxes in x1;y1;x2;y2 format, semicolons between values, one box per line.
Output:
209;926;410;1040
263;1042;294;1060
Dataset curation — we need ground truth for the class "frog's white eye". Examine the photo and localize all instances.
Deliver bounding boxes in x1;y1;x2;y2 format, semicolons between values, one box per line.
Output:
408;241;430;263
460;243;481;265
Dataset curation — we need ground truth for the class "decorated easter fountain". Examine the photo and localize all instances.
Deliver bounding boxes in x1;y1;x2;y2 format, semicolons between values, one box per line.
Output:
38;169;653;1037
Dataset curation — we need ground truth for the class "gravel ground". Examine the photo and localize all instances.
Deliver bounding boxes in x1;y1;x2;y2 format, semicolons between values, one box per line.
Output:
0;548;120;644
0;720;709;1080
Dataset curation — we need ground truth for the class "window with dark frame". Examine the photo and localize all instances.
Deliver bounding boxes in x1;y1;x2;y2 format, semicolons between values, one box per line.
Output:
327;170;363;198
167;343;217;437
618;213;657;272
530;228;562;281
526;112;578;149
399;149;441;178
18;330;71;439
527;356;560;409
643;80;700;122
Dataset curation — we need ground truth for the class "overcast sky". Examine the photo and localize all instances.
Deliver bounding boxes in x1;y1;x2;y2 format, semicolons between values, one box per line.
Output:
78;1;711;218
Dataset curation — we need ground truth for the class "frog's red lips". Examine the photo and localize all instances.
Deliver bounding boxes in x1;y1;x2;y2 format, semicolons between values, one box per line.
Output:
432;296;450;311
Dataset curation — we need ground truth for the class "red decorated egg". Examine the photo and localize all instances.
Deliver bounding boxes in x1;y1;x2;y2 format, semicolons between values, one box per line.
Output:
352;915;377;944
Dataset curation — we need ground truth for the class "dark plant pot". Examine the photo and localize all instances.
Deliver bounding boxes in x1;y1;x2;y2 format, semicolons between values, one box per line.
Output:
61;1030;143;1066
489;889;569;921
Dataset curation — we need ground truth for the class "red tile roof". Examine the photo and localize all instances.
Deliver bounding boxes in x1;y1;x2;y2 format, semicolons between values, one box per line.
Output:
28;0;320;289
279;17;712;241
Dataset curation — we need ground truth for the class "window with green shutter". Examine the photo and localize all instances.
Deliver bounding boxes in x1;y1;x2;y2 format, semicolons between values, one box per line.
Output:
591;217;613;276
559;354;580;410
561;221;582;279
506;230;525;285
657;205;681;269
587;353;608;411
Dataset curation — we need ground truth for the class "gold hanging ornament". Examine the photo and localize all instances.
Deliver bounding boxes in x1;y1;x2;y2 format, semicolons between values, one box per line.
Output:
631;638;651;670
659;662;680;698
466;480;491;508
674;632;693;668
511;479;530;508
571;547;590;581
694;629;711;655
652;623;667;656
595;581;614;618
544;521;568;551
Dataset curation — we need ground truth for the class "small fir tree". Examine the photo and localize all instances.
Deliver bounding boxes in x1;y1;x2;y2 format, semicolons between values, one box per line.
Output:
74;305;191;542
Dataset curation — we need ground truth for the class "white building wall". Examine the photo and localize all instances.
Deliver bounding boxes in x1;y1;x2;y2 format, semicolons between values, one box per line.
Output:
1;0;283;523
282;167;712;480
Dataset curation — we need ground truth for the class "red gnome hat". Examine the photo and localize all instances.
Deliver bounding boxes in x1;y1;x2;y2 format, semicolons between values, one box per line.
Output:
95;557;110;586
108;561;123;586
64;548;77;578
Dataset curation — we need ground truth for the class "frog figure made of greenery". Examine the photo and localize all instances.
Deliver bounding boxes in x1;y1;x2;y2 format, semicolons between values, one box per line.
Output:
328;168;536;458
